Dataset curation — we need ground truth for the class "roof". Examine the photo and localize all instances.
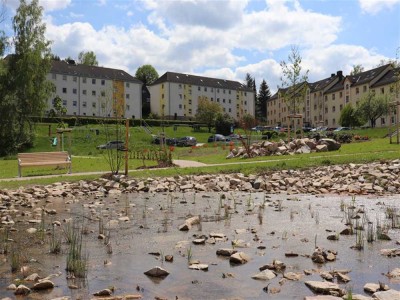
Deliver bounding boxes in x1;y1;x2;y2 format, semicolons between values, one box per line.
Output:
371;67;400;88
50;60;142;84
325;79;345;94
346;64;390;87
308;75;338;93
150;71;253;92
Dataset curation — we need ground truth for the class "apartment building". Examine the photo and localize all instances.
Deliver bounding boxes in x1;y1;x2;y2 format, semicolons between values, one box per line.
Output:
47;60;143;119
267;64;399;128
149;72;255;120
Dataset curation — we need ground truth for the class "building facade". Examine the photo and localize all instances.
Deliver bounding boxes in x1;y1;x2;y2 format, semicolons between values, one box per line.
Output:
267;64;399;128
149;72;255;120
47;60;143;119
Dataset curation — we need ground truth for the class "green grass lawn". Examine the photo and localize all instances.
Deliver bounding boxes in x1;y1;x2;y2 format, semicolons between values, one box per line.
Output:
0;123;398;189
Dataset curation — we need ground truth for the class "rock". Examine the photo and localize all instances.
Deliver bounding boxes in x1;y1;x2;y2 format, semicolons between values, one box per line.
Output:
93;288;113;296
342;294;372;300
251;269;276;280
229;252;250;264
387;268;400;278
327;234;339;241
189;264;208;271
318;138;341;151
320;271;334;281
32;280;54;290
7;284;17;290
363;283;389;293
178;216;200;231
144;266;169;277
316;144;328;152
25;273;40;281
325;252;336;262
26;228;37;234
209;232;226;239
305;281;344;296
336;272;350;283
165;255;173;262
14;284;31;295
283;272;301;281
373;289;400;300
216;248;237;256
304;296;342;300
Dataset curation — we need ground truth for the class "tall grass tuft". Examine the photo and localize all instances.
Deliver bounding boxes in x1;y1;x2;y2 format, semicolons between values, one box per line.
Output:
10;247;20;273
49;225;62;254
66;224;88;278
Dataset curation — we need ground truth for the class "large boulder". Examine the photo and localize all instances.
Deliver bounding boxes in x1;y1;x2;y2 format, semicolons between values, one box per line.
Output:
318;138;341;151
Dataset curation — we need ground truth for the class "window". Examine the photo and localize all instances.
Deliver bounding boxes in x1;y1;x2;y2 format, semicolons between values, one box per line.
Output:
325;107;328;114
188;109;192;114
244;101;247;105
126;104;130;111
217;89;220;93
223;99;225;103
179;94;182;99
204;87;207;92
339;92;342;98
346;84;349;89
314;104;317;110
332;106;336;112
332;94;335;100
62;100;67;106
83;78;87;83
83;90;87;95
211;97;214;101
229;108;231;112
345;96;349;103
236;104;239;109
73;101;77;107
188;99;192;104
101;91;105;97
162;84;164;88
189;89;192;95
244;92;247;96
101;80;105;86
223;108;226;112
198;86;200;91
229;90;231;94
92;90;96;96
52;74;56;80
217;98;220;103
381;87;384;94
62;88;67;93
340;104;343;111
179;104;182;109
126;82;130;88
92;78;96;84
83;101;87;107
356;87;359;94
179;84;182;89
223;89;226;94
229;99;231;104
126;94;130;99
381;117;385;125
211;88;213;92
73;88;77;94
63;75;67;81
73;76;77;82
324;95;328;101
92;102;96;108
363;85;367;92
162;94;164;99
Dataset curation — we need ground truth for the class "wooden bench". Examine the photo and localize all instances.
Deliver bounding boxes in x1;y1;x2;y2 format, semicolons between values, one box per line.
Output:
17;151;72;177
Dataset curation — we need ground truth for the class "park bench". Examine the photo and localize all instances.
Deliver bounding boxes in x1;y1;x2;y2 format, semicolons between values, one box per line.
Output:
17;151;72;177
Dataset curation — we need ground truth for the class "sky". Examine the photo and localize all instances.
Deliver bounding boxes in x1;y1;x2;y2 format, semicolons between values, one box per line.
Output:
2;0;400;93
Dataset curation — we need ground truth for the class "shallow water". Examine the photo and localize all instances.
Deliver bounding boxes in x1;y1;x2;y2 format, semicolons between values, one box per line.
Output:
1;192;400;299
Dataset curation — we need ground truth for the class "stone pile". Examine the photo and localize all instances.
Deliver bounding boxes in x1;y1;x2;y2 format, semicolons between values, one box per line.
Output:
226;138;341;159
0;160;400;210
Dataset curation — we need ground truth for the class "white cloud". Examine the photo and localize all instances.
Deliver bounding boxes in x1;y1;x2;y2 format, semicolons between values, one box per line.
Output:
4;0;71;11
359;0;400;14
69;12;83;19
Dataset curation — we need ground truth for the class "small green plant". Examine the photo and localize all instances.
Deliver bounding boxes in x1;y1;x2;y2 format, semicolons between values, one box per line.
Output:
258;206;263;225
66;225;88;278
340;199;346;212
98;217;105;235
10;248;20;273
49;225;62;254
186;246;193;264
346;286;353;300
314;234;318;249
367;221;375;243
315;211;320;225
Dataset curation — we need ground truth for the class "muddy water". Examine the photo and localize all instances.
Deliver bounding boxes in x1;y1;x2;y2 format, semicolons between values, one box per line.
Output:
1;192;400;299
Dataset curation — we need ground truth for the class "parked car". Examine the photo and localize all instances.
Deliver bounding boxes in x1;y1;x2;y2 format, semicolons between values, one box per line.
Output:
152;135;178;145
228;133;246;140
334;127;350;131
208;134;228;143
177;136;197;147
96;140;125;150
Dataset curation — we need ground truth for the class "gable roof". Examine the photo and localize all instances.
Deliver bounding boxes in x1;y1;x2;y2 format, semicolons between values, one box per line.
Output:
371;67;400;88
50;60;142;84
150;71;253;92
346;64;390;87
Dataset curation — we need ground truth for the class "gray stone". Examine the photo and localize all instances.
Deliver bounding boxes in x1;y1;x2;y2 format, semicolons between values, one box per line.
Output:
144;266;169;277
251;269;276;280
373;289;400;300
32;280;54;291
229;252;250;264
216;248;237;256
305;281;344;296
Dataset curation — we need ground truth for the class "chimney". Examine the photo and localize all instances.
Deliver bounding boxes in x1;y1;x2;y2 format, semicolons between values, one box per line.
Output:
331;73;335;78
337;70;343;79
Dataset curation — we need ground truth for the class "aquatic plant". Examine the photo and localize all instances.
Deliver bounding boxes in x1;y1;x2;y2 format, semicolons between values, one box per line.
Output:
49;225;61;254
66;225;88;278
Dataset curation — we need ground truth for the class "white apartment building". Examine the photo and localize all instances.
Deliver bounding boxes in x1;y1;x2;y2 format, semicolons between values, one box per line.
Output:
47;60;143;119
149;72;255;120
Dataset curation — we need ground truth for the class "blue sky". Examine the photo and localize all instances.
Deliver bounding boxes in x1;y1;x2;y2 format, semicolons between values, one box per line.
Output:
3;0;400;93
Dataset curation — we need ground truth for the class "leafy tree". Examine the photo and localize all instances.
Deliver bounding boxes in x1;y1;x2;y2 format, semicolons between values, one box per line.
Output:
280;46;309;116
49;96;67;128
78;50;98;66
339;104;363;128
195;97;222;133
50;54;61;61
6;0;53;150
135;65;159;85
350;64;364;75
356;91;390;128
215;113;234;136
257;79;271;120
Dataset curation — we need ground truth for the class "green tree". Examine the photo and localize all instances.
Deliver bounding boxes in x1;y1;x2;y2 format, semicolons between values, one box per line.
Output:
215;113;234;136
135;64;159;85
49;96;67;128
280;46;309;116
350;64;364;75
78;50;98;66
356;91;390;128
6;0;53;150
195;97;222;133
339;104;363;128
245;73;257;118
257;79;271;120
